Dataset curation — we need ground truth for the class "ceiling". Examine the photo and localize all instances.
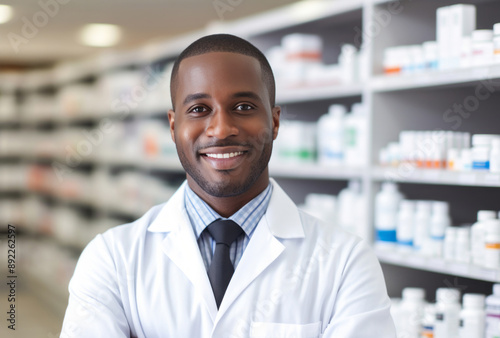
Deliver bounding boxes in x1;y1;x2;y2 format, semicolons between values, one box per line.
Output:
0;0;302;68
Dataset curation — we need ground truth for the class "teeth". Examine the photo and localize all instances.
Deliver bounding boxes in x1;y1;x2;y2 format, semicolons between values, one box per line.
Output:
206;151;243;159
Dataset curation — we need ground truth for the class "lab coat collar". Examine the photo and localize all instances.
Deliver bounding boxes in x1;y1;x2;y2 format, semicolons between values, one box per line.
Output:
265;177;305;239
147;180;187;233
147;178;305;239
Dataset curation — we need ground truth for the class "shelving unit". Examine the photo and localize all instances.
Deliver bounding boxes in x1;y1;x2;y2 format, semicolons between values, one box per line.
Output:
2;0;500;304
376;248;500;283
372;167;500;187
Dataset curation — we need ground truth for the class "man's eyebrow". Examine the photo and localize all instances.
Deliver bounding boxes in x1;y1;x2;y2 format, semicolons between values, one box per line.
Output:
232;91;262;101
183;93;211;106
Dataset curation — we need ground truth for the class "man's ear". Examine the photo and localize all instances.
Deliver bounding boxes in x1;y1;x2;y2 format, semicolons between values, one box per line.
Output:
271;105;281;140
167;109;176;143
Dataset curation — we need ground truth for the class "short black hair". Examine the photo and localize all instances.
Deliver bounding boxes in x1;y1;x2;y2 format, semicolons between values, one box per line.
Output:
170;34;276;110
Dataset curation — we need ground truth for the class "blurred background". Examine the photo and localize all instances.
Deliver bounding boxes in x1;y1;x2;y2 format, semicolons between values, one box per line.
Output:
1;0;500;337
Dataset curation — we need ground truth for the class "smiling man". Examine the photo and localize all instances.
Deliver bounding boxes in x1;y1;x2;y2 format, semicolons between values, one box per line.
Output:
61;34;396;338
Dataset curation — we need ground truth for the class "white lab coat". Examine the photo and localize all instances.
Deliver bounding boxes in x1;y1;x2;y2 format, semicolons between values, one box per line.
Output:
61;179;396;338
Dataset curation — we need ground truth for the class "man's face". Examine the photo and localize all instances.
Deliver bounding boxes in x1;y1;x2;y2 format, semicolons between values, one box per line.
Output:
168;52;280;198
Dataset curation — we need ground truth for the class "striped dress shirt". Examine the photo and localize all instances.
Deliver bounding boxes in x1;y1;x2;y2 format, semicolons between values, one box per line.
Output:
184;182;273;270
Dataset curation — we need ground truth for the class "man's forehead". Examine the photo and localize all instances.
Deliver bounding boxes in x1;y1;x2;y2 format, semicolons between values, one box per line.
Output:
177;51;261;74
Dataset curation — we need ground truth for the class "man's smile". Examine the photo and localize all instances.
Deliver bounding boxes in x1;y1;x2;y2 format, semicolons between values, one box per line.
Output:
199;147;249;170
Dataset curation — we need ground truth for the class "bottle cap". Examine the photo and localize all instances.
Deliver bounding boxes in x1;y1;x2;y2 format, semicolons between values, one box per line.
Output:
472;29;494;42
463;294;485;309
432;201;449;215
281;33;322;53
494;23;500;36
436;288;460;304
402;287;425;301
328;104;346;117
478;210;497;222
382;181;398;192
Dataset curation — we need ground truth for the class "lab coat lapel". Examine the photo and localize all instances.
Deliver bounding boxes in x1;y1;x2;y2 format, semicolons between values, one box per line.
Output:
215;179;305;321
148;183;218;321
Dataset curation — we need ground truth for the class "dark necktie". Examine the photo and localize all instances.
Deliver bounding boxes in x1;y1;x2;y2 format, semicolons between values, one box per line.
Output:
206;219;243;308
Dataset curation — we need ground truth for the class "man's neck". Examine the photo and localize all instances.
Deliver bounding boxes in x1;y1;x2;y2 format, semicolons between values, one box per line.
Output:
186;172;270;218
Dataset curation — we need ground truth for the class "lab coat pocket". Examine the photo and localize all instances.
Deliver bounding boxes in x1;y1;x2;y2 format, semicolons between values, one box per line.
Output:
249;321;322;338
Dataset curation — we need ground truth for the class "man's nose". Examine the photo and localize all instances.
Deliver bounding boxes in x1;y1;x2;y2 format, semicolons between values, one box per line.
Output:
206;110;239;139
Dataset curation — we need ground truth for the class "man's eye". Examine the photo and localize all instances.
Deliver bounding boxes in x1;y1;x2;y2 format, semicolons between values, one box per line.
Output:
235;104;253;111
191;106;208;113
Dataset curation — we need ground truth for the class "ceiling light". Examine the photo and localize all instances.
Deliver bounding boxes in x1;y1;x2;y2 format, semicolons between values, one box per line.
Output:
79;23;122;47
0;5;13;24
289;1;326;22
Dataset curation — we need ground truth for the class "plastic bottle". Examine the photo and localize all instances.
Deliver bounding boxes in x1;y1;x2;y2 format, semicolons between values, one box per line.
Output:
472;134;500;170
443;227;457;261
374;182;404;249
384;47;402;74
337;180;361;235
397;200;415;252
472;29;494;67
281;33;322;86
447;148;460;171
430;201;451;258
421;303;437;338
398;287;426;338
414;201;432;255
391;298;403;334
490;138;500;173
343;103;368;167
471;210;498;267
317;104;346;166
339;44;357;84
484;219;500;269
461;148;473;171
455;227;471;264
460;36;473;68
302;193;336;227
494;23;500;63
423;41;439;71
486;284;500;338
459;293;486;338
434;288;461;338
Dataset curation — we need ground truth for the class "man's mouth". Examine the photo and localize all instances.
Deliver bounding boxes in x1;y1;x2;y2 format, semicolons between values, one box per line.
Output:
199;147;248;170
205;151;244;159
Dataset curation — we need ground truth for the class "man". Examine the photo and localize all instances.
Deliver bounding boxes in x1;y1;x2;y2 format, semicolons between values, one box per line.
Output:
62;34;396;337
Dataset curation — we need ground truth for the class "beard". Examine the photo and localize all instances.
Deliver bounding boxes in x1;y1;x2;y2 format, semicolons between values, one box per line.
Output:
176;138;272;198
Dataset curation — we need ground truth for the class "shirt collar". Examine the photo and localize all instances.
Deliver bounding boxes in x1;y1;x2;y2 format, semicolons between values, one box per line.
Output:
184;182;273;239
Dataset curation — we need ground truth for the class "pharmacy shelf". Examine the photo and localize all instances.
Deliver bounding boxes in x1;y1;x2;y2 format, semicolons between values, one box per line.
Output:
226;0;363;39
18;109;172;127
18;224;87;252
371;65;500;92
371;166;500;187
276;84;363;104
376;248;500;283
24;190;144;220
97;156;184;172
269;162;365;180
